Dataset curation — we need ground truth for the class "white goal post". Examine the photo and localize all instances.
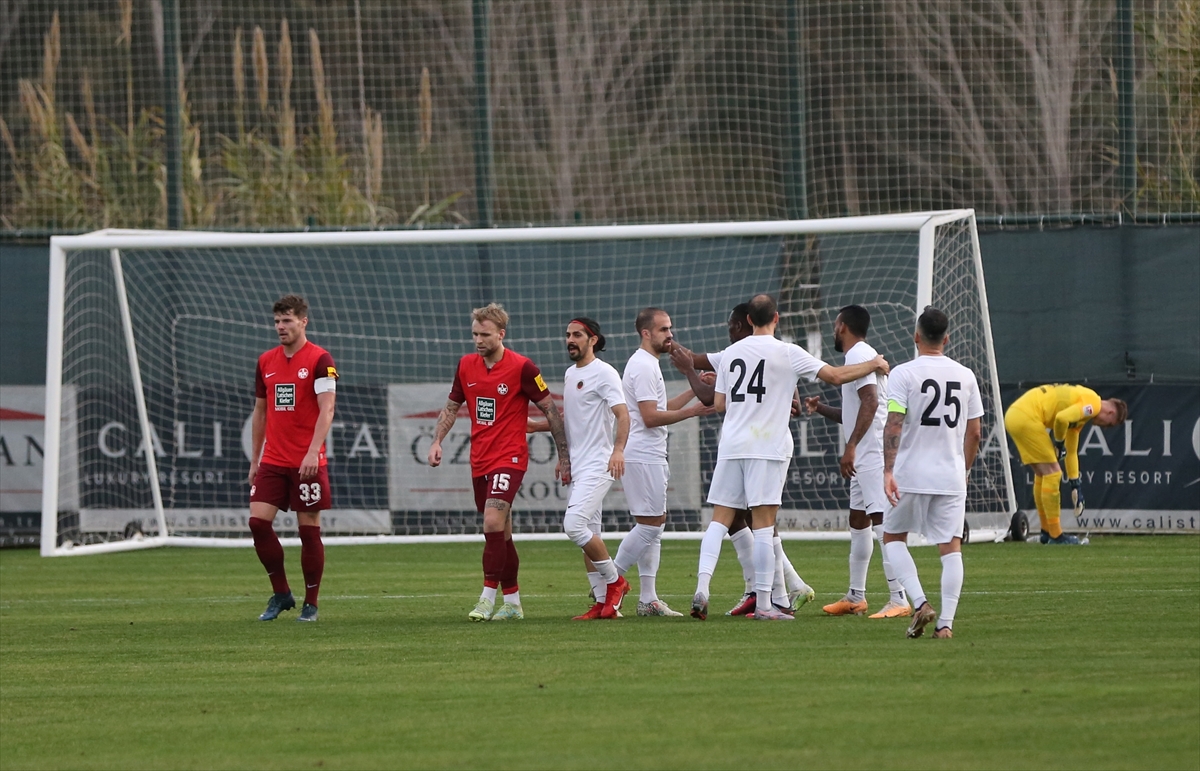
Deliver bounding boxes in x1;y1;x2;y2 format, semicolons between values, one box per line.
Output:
41;211;1017;556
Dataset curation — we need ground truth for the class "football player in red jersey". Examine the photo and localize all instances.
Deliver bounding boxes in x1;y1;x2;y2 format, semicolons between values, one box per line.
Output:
246;295;338;623
427;303;570;622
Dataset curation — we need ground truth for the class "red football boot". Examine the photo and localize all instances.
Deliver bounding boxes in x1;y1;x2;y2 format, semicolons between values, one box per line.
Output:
573;602;605;620
599;576;631;619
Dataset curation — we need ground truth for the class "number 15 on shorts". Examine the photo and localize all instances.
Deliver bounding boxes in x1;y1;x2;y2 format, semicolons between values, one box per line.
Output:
490;473;512;494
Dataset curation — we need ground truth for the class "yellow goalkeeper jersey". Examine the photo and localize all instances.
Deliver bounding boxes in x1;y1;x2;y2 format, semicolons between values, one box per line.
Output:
1010;384;1102;477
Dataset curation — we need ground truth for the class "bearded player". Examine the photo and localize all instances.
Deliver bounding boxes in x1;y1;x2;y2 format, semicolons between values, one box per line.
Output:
670;303;815;617
529;318;632;619
428;303;570;622
804;305;911;619
248;295;338;623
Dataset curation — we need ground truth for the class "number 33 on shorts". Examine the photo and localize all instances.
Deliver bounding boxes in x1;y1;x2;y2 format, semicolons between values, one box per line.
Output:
299;482;322;505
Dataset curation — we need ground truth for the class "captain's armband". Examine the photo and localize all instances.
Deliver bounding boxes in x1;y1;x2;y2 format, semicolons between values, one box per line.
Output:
887;399;907;414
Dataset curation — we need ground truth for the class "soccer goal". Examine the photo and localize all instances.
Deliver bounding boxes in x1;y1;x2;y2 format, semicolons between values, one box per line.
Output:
41;211;1016;556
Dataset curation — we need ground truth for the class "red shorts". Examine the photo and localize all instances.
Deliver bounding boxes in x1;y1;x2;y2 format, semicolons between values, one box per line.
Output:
472;468;526;513
251;463;332;512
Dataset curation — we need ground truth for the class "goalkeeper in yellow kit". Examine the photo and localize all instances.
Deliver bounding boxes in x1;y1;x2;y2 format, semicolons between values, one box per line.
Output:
1004;385;1127;544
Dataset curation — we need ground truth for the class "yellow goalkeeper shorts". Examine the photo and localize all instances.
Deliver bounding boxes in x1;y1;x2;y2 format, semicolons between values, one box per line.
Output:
1003;404;1057;465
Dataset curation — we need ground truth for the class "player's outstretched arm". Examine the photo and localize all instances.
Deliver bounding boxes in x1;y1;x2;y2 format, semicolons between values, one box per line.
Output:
247;397;267;485
669;344;717;406
300;391;337;480
804;394;842;424
882;411;904;505
427;399;463;467
816;355;889;386
840;384;878;479
535;394;571;485
640;396;714;427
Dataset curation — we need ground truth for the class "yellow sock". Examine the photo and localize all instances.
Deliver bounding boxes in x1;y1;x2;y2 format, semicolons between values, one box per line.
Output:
1040;472;1063;538
1032;475;1047;532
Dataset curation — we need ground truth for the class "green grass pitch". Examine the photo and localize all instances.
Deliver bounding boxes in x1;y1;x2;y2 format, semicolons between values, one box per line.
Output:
2;536;1197;770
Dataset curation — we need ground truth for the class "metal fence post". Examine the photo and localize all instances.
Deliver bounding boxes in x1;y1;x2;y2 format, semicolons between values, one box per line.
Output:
785;0;808;221
162;0;183;229
1117;0;1136;216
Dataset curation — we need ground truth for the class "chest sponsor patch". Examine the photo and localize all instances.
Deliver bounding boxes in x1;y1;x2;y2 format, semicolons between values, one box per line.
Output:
475;396;496;424
275;383;296;410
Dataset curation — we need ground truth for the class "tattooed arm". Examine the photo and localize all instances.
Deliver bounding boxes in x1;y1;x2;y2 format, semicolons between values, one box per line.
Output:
535;394;572;485
426;399;463;467
882;411;905;505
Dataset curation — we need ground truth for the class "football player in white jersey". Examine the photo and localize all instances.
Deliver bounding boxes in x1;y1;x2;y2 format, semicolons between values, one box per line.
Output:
529;318;632;619
882;306;984;640
805;305;911;619
691;294;890;621
613;307;713;616
671;303;815;617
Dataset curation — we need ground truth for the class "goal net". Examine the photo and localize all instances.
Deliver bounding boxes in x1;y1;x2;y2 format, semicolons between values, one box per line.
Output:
41;212;1016;556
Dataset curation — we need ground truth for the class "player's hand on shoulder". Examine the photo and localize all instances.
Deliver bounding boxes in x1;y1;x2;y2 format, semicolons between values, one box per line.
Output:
427;441;443;467
873;355;890;376
607;449;624;480
803;395;820;415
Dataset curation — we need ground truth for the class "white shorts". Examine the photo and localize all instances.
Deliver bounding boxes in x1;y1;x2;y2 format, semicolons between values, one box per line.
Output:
849;465;886;515
565;472;614;529
883;492;966;544
623;462;669;517
707;458;789;509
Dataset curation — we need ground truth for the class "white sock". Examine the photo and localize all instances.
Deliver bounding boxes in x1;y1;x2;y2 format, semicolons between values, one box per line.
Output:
503;590;521;606
771;536;788;608
875;524;906;603
481;585;498;603
638;530;662;603
939;552;963;629
781;548;806;593
586;571;604;602
614;523;660;576
849;526;873;600
592;558;617;586
730;527;755;593
752;527;774;610
883;540;925;609
695;521;728;597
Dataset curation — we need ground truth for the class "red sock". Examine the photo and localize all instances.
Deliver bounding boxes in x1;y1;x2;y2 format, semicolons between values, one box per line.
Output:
249;517;289;594
482;531;507;588
500;537;520;594
299;525;324;607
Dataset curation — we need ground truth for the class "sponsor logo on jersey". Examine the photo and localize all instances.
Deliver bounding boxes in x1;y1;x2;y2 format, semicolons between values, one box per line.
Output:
476;396;496;425
534;374;547;391
275;383;296;410
298;367;310;379
1083;404;1094;417
497;383;509;395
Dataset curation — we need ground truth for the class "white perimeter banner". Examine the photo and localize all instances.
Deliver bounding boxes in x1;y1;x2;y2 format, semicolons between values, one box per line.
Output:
1;385;78;513
388;383;701;512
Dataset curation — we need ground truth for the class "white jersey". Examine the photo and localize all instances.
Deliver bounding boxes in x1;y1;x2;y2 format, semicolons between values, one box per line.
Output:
840;340;887;470
714;335;826;461
707;349;726;373
563;358;626;477
623;347;668;464
887;354;984;495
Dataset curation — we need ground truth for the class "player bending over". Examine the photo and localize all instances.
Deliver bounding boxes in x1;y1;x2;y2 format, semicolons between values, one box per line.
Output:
612;307;713;616
671;303;814;617
805;305;911;619
528;318;632;619
248;295;338;623
1003;384;1127;545
427;303;570;622
881;307;983;640
692;294;889;621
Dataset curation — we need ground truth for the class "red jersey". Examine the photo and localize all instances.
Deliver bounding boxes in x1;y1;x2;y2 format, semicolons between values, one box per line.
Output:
448;348;549;475
254;341;338;468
